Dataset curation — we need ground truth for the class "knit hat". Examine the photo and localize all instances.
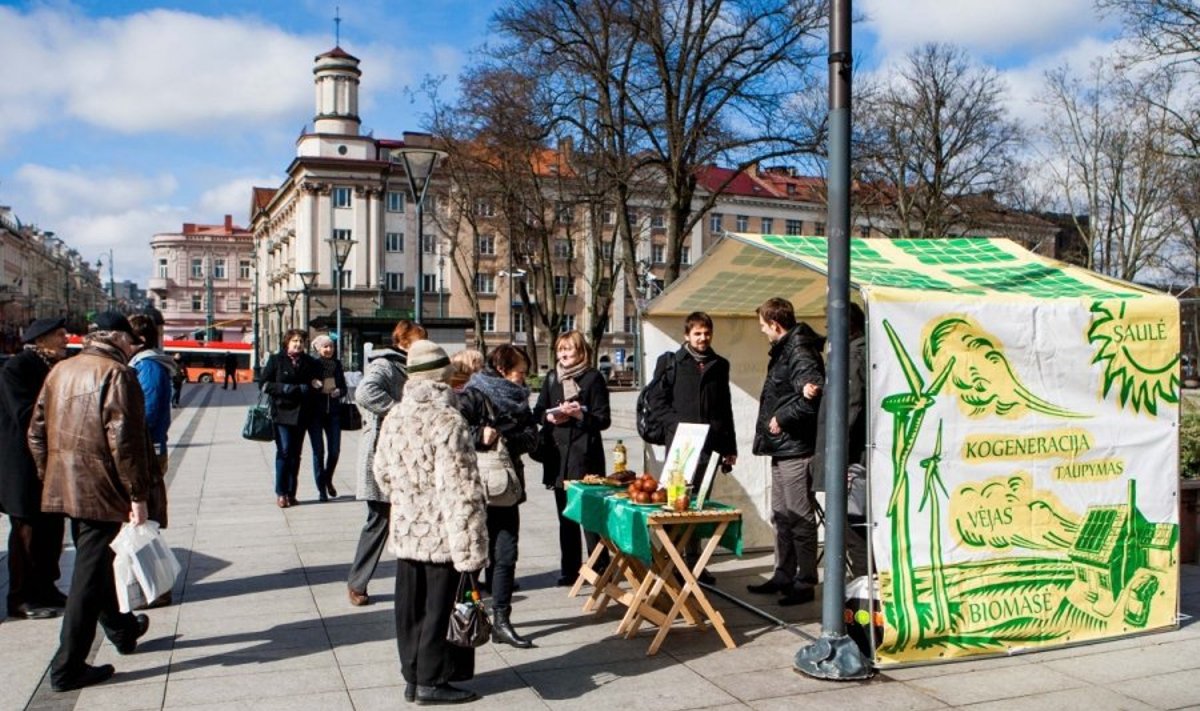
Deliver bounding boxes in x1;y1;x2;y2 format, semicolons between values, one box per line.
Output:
405;339;452;382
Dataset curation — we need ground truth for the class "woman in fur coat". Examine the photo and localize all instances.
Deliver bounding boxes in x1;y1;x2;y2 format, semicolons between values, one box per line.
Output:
373;339;488;706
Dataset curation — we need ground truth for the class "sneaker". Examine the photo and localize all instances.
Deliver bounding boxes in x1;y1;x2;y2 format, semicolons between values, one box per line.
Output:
51;663;114;692
114;614;150;654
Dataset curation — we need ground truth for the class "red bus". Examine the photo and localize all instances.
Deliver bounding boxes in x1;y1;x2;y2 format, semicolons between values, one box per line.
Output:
67;336;254;384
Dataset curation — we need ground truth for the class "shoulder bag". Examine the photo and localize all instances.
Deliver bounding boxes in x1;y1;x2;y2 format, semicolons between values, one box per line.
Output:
339;401;363;431
446;573;491;648
242;390;275;442
476;399;523;507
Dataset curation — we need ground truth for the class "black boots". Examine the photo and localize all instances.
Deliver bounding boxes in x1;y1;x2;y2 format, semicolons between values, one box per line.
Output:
491;609;533;649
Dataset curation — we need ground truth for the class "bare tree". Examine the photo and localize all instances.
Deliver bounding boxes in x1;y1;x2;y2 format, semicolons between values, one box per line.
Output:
854;43;1024;239
1036;60;1189;281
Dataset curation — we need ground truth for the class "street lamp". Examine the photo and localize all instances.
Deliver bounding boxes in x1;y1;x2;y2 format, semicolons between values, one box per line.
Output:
273;301;286;353
389;144;447;322
326;234;357;361
286;288;301;329
297;270;318;335
499;268;527;342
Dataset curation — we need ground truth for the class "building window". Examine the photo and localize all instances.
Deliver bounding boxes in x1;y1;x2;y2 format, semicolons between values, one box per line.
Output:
652;244;666;264
339;270;352;289
239;260;251;280
422;234;436;254
475;199;495;217
333;186;352;208
386;191;405;213
481;312;496;333
681;246;691;264
385;232;404;252
554;276;574;296
191;258;203;279
553;240;571;259
813;221;825;236
786;219;802;235
422;274;437;293
213;258;226;280
476;273;496;294
512;310;524;334
626;208;638;225
477;233;495;255
601;241;614;260
557;204;573;224
859;225;871;238
735;215;749;231
761;217;774;234
333;228;352;242
157;258;168;278
191;293;202;311
386;272;404;291
563;314;576;331
624;316;636;333
241;301;250;312
604;210;615;225
709;212;723;232
651;212;665;228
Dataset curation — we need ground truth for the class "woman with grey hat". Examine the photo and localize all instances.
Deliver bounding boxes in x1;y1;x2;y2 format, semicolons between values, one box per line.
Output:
373;339;488;705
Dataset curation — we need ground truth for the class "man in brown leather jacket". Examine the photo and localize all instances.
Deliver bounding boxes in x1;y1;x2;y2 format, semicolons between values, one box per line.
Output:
28;312;154;692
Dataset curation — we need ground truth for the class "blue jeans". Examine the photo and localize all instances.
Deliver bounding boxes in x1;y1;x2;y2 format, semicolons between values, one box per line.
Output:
274;423;305;497
307;409;341;494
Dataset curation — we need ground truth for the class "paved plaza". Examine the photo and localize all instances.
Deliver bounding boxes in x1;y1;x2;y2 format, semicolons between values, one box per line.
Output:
3;386;1200;710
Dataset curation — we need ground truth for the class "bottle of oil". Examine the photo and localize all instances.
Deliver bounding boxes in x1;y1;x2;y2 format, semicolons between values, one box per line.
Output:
612;439;627;473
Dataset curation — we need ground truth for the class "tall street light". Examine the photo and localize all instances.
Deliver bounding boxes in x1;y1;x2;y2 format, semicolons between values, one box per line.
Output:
389;144;447;322
298;270;318;336
326;234;357;361
286;288;301;330
273;301;286;353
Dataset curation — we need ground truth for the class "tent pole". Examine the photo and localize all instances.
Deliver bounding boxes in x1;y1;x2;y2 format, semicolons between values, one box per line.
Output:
795;0;872;681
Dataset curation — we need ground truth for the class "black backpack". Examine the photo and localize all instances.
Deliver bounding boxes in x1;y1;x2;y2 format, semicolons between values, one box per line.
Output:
636;354;677;445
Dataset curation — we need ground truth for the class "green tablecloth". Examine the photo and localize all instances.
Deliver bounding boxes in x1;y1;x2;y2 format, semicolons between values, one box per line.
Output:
563;484;744;562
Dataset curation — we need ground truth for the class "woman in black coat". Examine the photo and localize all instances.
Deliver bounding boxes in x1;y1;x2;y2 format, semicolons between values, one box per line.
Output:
260;329;321;508
533;330;611;585
456;345;540;648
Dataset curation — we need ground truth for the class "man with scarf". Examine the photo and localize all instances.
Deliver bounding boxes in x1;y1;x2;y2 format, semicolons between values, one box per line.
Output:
645;311;737;583
0;317;69;620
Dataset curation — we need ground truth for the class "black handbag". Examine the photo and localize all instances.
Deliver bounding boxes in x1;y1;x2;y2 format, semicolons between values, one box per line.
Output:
446;573;491;648
242;391;275;442
339;401;363;431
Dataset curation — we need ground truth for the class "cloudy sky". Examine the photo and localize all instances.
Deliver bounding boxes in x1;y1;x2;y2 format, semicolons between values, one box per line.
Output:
0;0;1119;286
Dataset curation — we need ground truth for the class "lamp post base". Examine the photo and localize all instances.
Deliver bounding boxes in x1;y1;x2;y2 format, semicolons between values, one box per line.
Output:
794;633;873;681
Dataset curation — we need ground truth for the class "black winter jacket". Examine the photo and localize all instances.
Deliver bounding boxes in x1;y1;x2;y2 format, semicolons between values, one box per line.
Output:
811;335;867;491
260;351;321;427
456;370;541;505
753;323;826;458
534;368;611;487
0;349;54;517
647;347;737;458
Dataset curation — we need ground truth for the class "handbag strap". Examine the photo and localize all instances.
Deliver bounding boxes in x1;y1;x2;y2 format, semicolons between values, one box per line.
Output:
455;572;481;603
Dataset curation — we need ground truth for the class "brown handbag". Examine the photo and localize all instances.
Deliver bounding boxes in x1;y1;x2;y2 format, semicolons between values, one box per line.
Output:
446;573;491;648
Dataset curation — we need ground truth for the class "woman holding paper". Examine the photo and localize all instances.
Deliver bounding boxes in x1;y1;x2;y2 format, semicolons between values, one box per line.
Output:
533;330;611;585
307;334;346;501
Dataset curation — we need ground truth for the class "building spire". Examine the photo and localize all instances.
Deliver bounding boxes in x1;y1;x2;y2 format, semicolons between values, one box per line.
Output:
334;6;341;47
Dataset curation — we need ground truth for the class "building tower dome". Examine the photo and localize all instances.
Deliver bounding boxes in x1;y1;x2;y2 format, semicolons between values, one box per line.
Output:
312;46;361;136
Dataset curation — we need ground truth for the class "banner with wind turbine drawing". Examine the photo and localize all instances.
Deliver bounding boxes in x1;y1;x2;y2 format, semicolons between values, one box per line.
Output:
867;293;1180;665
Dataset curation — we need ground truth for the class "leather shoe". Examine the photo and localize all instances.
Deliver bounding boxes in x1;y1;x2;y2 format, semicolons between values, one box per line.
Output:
288;496;300;507
348;588;370;606
326;482;338;498
746;578;788;594
51;663;114;692
555;575;574;587
7;603;58;620
114;614;150;654
405;681;416;702
277;496;289;508
39;588;69;608
778;587;816;607
415;683;478;705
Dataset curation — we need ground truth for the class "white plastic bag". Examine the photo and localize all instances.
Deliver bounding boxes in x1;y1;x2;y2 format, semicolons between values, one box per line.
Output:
111;522;180;606
113;551;149;613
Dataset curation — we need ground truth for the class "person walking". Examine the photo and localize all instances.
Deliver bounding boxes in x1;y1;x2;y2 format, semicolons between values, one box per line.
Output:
373;339;488;705
644;311;738;583
347;320;426;606
0;317;68;620
170;353;185;408
533;330;611;586
222;350;238;390
456;345;540;648
747;297;826;606
28;312;152;692
261;329;320;508
308;334;346;501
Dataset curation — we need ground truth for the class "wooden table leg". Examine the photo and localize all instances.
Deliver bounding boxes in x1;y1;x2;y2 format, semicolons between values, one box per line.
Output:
646;521;737;655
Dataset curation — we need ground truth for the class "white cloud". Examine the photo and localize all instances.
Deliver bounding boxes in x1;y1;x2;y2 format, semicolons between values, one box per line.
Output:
197;175;281;221
15;164;178;217
0;6;316;140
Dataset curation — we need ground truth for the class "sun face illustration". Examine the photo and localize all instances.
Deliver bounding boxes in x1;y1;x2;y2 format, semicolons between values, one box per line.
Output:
1088;300;1180;415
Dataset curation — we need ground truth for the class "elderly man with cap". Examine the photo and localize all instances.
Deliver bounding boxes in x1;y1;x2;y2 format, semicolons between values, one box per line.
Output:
28;311;153;691
0;317;69;620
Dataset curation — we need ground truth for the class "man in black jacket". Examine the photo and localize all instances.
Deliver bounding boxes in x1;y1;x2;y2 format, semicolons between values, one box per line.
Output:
748;297;825;606
0;317;69;620
646;312;738;583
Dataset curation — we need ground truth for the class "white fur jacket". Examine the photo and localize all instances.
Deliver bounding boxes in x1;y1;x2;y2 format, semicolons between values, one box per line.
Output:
373;379;489;571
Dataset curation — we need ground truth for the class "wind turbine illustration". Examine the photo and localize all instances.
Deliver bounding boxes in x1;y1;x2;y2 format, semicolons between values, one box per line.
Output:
880;319;954;651
919;421;950;636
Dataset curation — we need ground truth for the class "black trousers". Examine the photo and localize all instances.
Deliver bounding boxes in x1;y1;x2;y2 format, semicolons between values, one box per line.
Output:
348;501;390;593
553;487;605;579
486;505;519;612
6;512;65;612
51;519;139;685
394;559;474;686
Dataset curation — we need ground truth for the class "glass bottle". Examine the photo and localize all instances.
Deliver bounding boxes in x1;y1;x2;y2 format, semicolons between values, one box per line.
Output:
613;439;627;473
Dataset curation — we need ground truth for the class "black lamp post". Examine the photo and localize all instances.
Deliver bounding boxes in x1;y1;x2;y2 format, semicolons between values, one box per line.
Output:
389;144;446;322
326;235;356;361
273;301;286;353
286;289;301;330
298;270;318;335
